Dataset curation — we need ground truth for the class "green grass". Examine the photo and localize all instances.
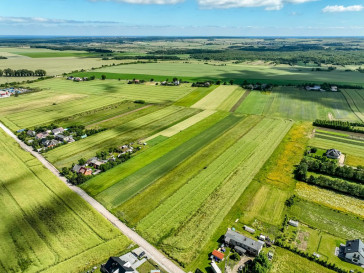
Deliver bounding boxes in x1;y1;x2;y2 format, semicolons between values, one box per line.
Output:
87;62;364;86
236;87;359;122
191;85;239;110
174;85;218;107
96;114;242;209
0;128;131;273
271;248;334;273
341;89;364;122
287;199;364;240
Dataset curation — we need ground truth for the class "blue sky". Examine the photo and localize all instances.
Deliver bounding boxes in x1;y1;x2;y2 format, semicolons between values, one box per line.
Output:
1;0;364;36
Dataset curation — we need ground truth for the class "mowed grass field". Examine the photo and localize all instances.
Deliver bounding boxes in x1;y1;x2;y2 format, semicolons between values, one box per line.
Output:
91;62;364;85
0;128;131;273
236;87;359;121
341;89;364;122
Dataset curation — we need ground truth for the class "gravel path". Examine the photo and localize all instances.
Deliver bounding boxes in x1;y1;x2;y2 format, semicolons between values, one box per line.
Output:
0;122;184;273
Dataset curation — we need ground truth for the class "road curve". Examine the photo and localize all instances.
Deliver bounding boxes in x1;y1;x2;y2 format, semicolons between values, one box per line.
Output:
0;122;185;273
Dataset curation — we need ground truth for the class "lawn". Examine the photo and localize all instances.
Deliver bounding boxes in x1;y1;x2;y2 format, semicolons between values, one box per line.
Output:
271;248;334;273
0;128;131;273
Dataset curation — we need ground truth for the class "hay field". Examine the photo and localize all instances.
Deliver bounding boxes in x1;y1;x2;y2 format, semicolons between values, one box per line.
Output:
191;85;238;110
0;128;130;273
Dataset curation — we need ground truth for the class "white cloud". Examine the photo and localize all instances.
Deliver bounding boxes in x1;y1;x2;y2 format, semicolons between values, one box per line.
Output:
322;5;364;13
197;0;317;10
89;0;183;4
0;16;119;25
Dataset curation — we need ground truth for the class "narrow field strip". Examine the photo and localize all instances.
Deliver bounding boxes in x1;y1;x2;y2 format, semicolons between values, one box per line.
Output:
310;136;364;156
136;118;289;244
114;115;264;227
217;87;244;112
96;114;242;208
191;85;238;110
174;85;217;107
230;90;251;112
145;109;216;141
82;111;229;196
160;119;293;264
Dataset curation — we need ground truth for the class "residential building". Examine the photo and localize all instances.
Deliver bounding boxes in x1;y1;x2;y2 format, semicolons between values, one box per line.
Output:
338;239;364;266
79;167;92;176
27;130;36;137
101;257;135;273
211;250;224;261
52;127;64;135
224;229;264;256
326;149;341;159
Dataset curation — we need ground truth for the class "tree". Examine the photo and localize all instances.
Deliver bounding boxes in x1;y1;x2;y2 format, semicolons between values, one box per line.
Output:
230;80;234;85
230;252;240;261
101;74;106;80
78;158;86;165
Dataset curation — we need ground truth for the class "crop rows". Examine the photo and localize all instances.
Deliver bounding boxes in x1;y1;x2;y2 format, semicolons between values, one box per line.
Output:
96;114;242;209
191;85;238;110
82;111;229;196
341;89;364;122
137;118;291;245
160;119;292;264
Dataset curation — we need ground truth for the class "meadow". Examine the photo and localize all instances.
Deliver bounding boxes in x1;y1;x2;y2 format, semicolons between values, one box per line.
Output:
341;89;364;122
0;128;131;273
90;62;364;85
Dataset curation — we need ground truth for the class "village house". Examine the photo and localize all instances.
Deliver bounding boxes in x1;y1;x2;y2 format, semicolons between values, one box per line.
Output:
338;239;364;266
56;134;72;142
211;250;224;262
101;257;135;273
331;86;338;92
224;229;264;256
79;167;92;176
52;127;64;136
88;157;106;169
36;132;49;140
72;164;82;173
42;139;60;148
27;130;36;137
326;148;341;159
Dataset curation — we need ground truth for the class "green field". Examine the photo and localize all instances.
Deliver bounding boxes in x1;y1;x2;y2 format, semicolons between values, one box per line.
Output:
88;62;364;85
236;87;359;121
0;128;131;273
341;89;364;122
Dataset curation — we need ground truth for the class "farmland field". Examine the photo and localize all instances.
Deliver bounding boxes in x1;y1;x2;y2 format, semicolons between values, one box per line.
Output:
90;61;364;85
191;85;239;110
341;89;364;122
0;128;131;273
236;87;359;121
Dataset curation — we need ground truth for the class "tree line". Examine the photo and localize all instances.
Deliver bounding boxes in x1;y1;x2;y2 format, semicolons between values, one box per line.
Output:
0;68;46;77
295;159;364;198
313;119;364;133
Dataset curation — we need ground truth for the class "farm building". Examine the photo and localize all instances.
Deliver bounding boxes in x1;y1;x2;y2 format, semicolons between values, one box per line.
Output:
52;127;64;135
224;230;264;256
211;250;224;261
338;239;364;266
331;86;338;92
244;225;255;234
72;164;82;173
79;167;92;176
27;130;36;137
210;261;222;273
326;149;341;159
100;257;135;273
288;220;299;227
305;85;321;91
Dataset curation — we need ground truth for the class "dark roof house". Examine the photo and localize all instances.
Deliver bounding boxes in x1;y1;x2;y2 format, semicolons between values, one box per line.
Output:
326;149;341;159
339;239;364;266
101;257;135;273
224;229;264;256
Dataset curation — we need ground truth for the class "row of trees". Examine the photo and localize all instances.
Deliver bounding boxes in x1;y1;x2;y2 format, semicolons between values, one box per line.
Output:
313;119;364;133
300;157;364;183
295;160;364;198
0;68;46;77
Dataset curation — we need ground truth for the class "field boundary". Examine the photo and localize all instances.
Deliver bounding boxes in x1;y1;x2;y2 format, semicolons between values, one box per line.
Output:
230;90;251;112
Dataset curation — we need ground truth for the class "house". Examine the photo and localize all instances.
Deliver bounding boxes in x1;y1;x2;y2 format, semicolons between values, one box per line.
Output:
72;164;82;173
56;134;69;142
338;239;364;266
27;130;36;137
326;149;341;159
211;250;224;261
101;257;135;273
42;139;59;148
79;167;92;176
224;229;264;256
331;86;338;92
288;220;299;227
211;261;222;273
52;127;64;136
36;132;49;140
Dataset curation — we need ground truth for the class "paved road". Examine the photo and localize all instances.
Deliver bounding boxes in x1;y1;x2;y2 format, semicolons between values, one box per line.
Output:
0;122;185;273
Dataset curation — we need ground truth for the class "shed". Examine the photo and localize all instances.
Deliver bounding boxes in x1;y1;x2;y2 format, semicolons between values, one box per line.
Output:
288;220;299;227
212;250;224;261
244;225;255;234
210;261;222;273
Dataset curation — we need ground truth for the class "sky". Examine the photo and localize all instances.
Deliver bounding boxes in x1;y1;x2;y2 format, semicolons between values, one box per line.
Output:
1;0;364;36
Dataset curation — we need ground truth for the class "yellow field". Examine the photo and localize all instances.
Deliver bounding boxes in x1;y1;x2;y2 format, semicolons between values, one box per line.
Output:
191;85;238;110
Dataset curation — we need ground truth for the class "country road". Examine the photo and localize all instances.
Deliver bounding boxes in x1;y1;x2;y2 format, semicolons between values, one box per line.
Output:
0;122;185;273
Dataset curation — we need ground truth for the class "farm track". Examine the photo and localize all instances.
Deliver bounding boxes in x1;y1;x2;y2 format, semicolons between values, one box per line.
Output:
230;90;251;112
87;104;153;128
0;122;185;273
